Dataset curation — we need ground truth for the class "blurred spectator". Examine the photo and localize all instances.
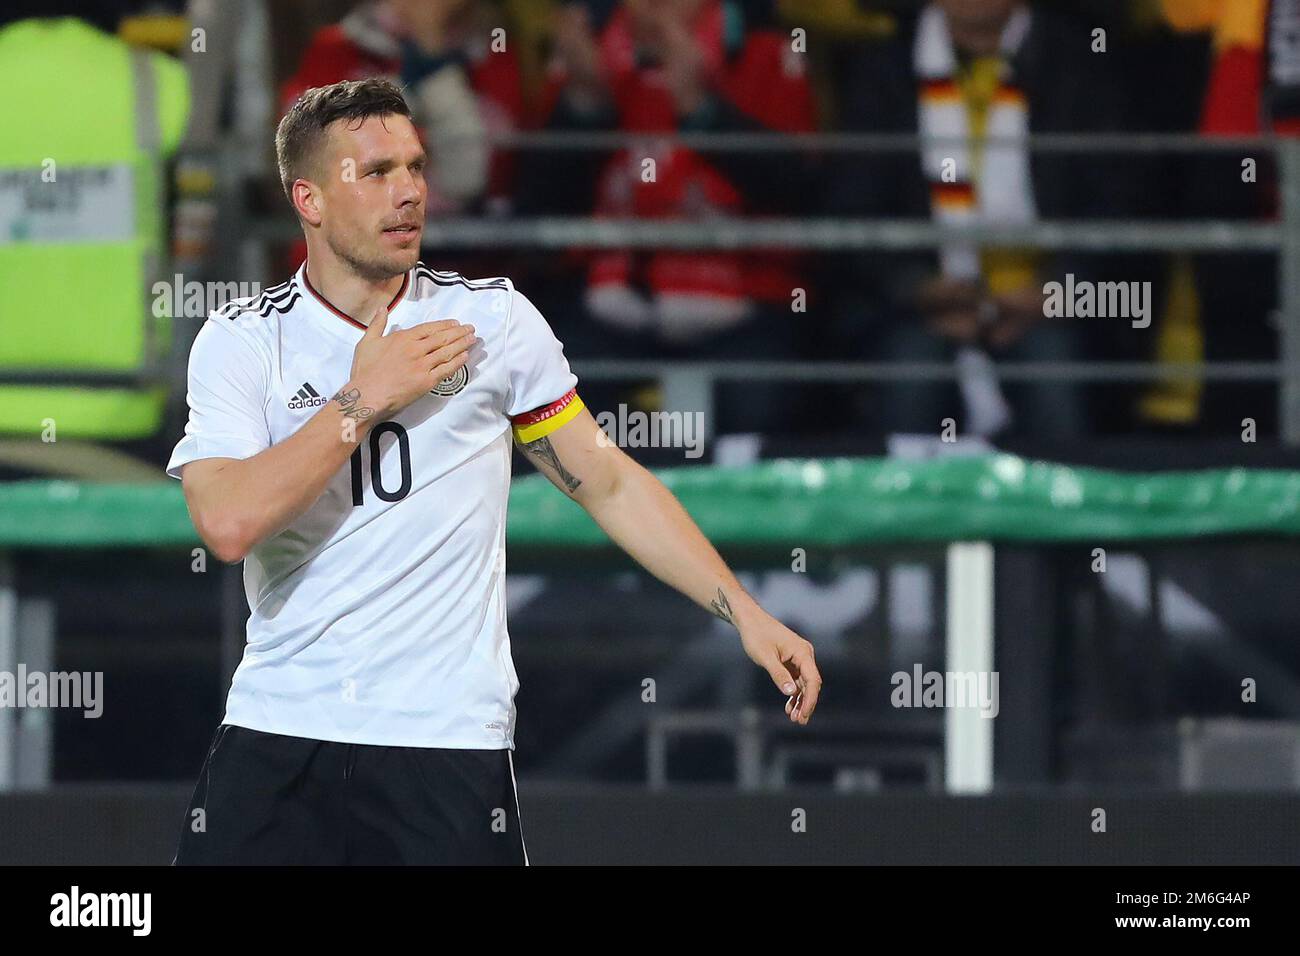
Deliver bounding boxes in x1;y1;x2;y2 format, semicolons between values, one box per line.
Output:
519;0;818;434
1162;0;1277;434
1090;3;1209;433
826;0;1137;440
283;0;524;215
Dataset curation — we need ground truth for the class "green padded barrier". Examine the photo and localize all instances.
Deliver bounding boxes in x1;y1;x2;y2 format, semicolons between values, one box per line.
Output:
1;454;1299;549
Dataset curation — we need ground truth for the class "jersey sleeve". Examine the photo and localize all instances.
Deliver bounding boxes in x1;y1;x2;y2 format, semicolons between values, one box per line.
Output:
166;320;272;479
504;286;582;443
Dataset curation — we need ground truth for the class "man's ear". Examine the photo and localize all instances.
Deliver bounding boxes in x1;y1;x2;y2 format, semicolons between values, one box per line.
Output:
292;179;324;227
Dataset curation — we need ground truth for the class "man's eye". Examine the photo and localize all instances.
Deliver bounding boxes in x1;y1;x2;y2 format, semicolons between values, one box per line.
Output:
411;162;425;173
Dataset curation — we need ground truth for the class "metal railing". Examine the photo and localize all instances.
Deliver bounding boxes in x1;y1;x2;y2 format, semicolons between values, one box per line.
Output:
12;57;1299;440
147;0;1300;442
236;130;1300;441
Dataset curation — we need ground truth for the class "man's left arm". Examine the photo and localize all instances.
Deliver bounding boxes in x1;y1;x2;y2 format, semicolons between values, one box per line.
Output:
515;405;821;725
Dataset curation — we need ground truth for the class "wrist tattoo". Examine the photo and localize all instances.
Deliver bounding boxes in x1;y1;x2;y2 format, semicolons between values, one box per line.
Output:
711;587;735;626
524;436;582;494
332;387;375;422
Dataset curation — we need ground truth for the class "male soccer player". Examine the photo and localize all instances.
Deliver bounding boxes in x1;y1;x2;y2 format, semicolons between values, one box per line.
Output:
168;78;821;865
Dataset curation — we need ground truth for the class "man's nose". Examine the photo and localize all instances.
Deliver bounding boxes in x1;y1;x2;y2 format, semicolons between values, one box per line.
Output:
395;166;424;206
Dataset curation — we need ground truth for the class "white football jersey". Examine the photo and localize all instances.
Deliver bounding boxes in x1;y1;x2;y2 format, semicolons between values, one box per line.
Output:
167;262;582;748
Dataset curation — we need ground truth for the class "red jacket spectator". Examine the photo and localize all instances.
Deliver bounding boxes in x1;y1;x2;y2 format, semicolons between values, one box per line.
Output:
530;0;816;343
282;0;524;211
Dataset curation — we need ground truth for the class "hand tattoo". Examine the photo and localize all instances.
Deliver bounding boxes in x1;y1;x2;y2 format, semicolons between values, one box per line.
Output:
711;588;735;626
523;436;582;493
332;387;375;421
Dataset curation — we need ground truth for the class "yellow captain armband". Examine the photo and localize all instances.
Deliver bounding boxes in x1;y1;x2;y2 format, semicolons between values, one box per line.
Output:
510;390;584;443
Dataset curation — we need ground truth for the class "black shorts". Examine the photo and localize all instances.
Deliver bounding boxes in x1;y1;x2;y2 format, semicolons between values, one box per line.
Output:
174;724;527;865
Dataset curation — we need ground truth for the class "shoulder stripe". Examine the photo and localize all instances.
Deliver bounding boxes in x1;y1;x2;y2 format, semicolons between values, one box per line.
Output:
214;278;301;321
415;266;508;288
255;291;301;317
414;265;508;293
415;263;502;283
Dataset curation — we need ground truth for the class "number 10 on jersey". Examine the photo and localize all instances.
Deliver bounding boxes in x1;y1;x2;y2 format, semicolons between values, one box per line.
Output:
350;422;412;504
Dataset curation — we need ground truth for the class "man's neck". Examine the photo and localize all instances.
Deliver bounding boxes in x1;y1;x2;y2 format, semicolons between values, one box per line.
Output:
304;254;407;327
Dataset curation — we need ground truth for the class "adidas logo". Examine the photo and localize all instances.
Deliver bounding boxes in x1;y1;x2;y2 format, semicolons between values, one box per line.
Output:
287;382;328;409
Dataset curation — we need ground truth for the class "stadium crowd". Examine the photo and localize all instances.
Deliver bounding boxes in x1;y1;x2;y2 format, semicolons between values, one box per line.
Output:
1;0;1290;447
268;0;1283;441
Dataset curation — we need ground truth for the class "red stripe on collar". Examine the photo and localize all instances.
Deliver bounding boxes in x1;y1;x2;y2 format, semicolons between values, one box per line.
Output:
302;266;410;331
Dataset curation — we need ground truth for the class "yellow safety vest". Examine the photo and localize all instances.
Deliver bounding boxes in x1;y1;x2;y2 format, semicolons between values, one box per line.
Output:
0;17;189;438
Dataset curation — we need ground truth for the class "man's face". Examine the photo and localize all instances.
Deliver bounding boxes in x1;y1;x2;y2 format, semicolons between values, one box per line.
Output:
303;112;426;280
936;0;1018;32
625;0;706;51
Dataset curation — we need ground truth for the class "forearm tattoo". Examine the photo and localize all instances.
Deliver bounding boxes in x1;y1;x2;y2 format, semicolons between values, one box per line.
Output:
525;436;582;493
332;387;375;421
711;587;735;625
